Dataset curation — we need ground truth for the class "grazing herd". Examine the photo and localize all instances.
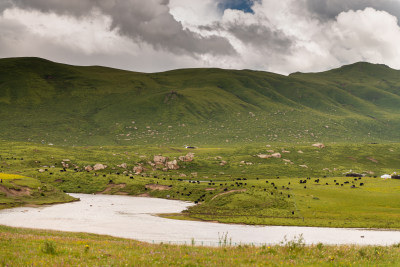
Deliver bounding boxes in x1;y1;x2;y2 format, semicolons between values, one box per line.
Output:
297;176;364;188
30;157;376;220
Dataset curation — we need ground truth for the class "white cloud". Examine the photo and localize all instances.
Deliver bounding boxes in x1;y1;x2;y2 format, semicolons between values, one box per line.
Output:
169;0;221;26
0;1;400;74
11;0;235;56
330;8;400;68
0;7;208;72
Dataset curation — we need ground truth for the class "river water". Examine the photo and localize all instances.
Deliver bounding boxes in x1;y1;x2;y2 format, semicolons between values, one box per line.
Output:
0;194;399;246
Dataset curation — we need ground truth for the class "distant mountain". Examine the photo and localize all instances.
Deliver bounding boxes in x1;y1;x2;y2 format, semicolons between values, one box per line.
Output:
0;57;399;146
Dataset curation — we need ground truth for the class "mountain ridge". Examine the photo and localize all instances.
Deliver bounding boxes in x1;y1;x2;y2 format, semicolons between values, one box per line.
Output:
0;57;399;146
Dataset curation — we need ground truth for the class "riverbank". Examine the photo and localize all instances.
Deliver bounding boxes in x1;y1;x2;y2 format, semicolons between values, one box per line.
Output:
1;194;400;247
0;173;77;210
1;142;400;229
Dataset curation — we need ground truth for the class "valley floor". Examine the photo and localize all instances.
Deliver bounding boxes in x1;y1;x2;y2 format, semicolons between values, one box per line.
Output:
1;141;400;229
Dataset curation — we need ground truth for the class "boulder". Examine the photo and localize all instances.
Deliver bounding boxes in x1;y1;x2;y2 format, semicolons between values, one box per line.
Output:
38;169;45;173
299;165;308;168
117;163;128;169
271;153;282;158
85;165;93;172
133;166;144;174
179;153;195;162
312;143;325;149
93;164;106;171
167;160;179;170
154;155;168;164
258;154;272;159
220;160;227;166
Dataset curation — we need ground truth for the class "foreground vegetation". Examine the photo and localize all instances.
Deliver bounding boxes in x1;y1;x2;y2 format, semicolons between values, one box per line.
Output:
1;141;400;228
0;225;399;266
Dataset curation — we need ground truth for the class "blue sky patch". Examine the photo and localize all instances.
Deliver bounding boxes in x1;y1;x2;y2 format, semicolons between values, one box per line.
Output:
218;0;257;14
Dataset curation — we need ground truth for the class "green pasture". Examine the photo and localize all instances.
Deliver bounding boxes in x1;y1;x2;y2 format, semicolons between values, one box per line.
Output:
0;141;399;228
0;173;76;209
1;58;400;146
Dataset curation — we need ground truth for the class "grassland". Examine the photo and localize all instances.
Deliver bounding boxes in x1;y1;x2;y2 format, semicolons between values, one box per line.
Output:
0;57;400;146
0;173;76;209
1;140;400;228
1;57;400;264
1;225;400;266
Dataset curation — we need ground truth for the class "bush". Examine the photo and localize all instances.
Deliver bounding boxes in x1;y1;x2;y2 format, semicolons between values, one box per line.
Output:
42;240;57;255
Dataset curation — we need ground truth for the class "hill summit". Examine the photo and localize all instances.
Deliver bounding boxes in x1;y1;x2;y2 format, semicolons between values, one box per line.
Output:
0;57;399;146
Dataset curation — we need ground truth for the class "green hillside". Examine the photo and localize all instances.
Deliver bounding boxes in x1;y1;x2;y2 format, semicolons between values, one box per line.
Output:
0;57;399;146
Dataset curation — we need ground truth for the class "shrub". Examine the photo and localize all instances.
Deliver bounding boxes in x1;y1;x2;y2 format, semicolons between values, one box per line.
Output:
42;240;57;255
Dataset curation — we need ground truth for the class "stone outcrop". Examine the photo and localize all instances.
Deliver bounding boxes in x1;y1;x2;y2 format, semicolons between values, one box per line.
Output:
133;165;144;174
312;143;325;149
85;165;93;172
179;153;194;162
117;163;128;169
93;163;107;171
154;155;168;164
271;153;282;158
167;160;179;170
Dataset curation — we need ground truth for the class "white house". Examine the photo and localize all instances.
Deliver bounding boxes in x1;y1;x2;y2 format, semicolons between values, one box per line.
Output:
380;174;391;179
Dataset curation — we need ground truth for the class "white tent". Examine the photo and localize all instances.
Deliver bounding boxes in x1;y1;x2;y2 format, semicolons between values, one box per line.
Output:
380;174;391;179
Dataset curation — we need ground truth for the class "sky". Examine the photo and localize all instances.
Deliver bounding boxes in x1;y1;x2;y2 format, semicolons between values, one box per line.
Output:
1;0;400;74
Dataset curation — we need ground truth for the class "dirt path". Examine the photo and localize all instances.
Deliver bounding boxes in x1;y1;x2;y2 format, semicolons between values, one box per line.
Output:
0;185;31;197
145;184;171;191
98;184;126;194
211;189;246;201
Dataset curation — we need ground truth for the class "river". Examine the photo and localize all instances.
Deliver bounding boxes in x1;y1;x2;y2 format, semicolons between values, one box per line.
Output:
0;194;399;246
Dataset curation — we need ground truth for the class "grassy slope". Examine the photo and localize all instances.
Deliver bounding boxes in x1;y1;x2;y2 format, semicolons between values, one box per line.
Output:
0;57;400;146
0;173;76;209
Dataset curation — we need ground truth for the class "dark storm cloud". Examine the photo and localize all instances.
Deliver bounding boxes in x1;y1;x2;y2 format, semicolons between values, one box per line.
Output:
226;23;293;52
0;0;12;12
304;0;400;22
10;0;236;56
200;19;293;53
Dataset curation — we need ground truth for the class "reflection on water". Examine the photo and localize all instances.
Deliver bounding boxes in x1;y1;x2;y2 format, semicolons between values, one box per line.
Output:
0;193;399;246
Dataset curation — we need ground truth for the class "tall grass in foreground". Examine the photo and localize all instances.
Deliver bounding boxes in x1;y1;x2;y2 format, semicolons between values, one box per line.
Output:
0;225;399;266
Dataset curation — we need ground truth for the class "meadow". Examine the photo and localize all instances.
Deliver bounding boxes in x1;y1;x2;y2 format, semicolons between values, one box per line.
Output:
1;57;400;265
0;172;76;209
1;58;400;146
1;140;399;228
